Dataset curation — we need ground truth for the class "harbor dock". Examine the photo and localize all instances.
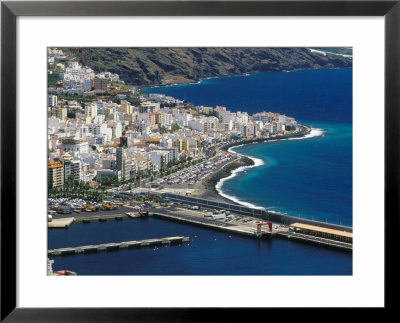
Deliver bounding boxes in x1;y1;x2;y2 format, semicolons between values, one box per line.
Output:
151;205;352;251
48;202;352;252
74;213;130;223
153;210;272;238
47;217;75;228
48;236;190;257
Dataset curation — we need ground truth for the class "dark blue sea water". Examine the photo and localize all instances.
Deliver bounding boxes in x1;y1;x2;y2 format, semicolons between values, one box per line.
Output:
144;68;353;226
49;218;351;275
49;68;353;275
224;122;352;226
143;68;352;124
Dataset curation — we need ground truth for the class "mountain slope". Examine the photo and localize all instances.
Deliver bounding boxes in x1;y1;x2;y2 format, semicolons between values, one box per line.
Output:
65;47;352;86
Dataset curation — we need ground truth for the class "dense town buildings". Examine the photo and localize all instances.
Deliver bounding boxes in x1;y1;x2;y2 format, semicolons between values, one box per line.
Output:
47;51;299;189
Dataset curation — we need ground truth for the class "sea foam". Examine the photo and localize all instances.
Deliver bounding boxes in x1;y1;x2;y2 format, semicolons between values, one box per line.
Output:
217;128;324;208
215;147;265;210
287;128;325;140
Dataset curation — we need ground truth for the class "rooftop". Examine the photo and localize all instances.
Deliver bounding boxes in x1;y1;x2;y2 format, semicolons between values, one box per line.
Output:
290;223;353;238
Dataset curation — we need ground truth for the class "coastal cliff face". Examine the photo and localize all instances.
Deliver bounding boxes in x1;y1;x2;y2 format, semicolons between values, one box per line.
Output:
66;47;352;86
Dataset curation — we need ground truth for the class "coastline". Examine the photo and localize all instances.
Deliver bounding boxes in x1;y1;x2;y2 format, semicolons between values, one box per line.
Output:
139;72;252;89
195;125;312;207
139;67;352;90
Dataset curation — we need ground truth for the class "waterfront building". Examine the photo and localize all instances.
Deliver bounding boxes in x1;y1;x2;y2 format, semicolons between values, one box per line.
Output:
252;111;280;124
48;159;64;189
197;105;214;114
121;159;132;181
265;123;277;134
215;105;226;116
116;147;123;172
60;153;73;180
48;95;58;108
276;122;285;133
147;150;170;170
96;169;120;181
158;147;179;161
71;160;81;181
149;93;166;102
285;117;298;130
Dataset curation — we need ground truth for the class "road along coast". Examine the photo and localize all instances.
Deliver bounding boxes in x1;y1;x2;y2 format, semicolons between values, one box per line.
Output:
194;124;312;205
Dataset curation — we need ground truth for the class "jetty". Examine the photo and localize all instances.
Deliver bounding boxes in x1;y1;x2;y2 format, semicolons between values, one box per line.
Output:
47;217;75;228
48;236;190;257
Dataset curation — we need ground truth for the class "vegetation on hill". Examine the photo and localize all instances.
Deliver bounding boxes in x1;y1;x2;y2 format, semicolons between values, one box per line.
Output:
64;47;352;86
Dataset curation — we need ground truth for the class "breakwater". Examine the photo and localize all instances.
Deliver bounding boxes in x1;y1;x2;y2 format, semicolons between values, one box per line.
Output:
221;124;311;152
162;193;352;233
204;157;254;194
48;236;190;257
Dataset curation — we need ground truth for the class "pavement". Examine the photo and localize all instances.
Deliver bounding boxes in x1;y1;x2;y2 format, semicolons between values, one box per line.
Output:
154;205;286;235
51;206;136;220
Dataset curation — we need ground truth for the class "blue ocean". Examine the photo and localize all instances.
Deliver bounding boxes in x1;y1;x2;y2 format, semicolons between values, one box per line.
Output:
49;68;352;275
144;68;353;226
49;218;351;275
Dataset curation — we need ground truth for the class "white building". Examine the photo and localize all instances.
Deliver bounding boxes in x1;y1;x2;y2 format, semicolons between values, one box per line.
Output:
48;95;58;108
85;104;98;119
146;150;170;170
59;138;89;155
141;101;160;113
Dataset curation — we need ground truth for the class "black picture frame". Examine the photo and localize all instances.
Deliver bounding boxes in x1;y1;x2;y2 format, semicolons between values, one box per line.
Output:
1;0;398;321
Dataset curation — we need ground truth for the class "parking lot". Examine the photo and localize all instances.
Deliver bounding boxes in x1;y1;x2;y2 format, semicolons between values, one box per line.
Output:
157;204;287;235
51;206;137;220
153;152;236;187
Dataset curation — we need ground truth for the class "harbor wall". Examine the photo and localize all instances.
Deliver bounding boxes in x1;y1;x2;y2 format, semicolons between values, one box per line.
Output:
163;193;352;233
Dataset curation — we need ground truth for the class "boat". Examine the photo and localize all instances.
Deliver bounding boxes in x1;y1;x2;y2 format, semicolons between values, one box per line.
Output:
47;258;77;276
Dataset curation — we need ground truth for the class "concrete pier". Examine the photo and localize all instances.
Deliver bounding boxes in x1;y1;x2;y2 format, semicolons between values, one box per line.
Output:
74;213;130;223
152;208;352;251
48;218;75;228
153;212;266;238
48;236;190;257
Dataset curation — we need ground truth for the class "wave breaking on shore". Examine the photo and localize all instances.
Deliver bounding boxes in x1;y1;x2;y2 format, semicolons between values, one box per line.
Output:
287;128;325;140
215;148;265;210
215;127;325;210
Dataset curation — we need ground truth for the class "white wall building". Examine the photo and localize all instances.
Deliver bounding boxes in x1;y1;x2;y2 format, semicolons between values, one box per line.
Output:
48;95;58;108
59;138;89;155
